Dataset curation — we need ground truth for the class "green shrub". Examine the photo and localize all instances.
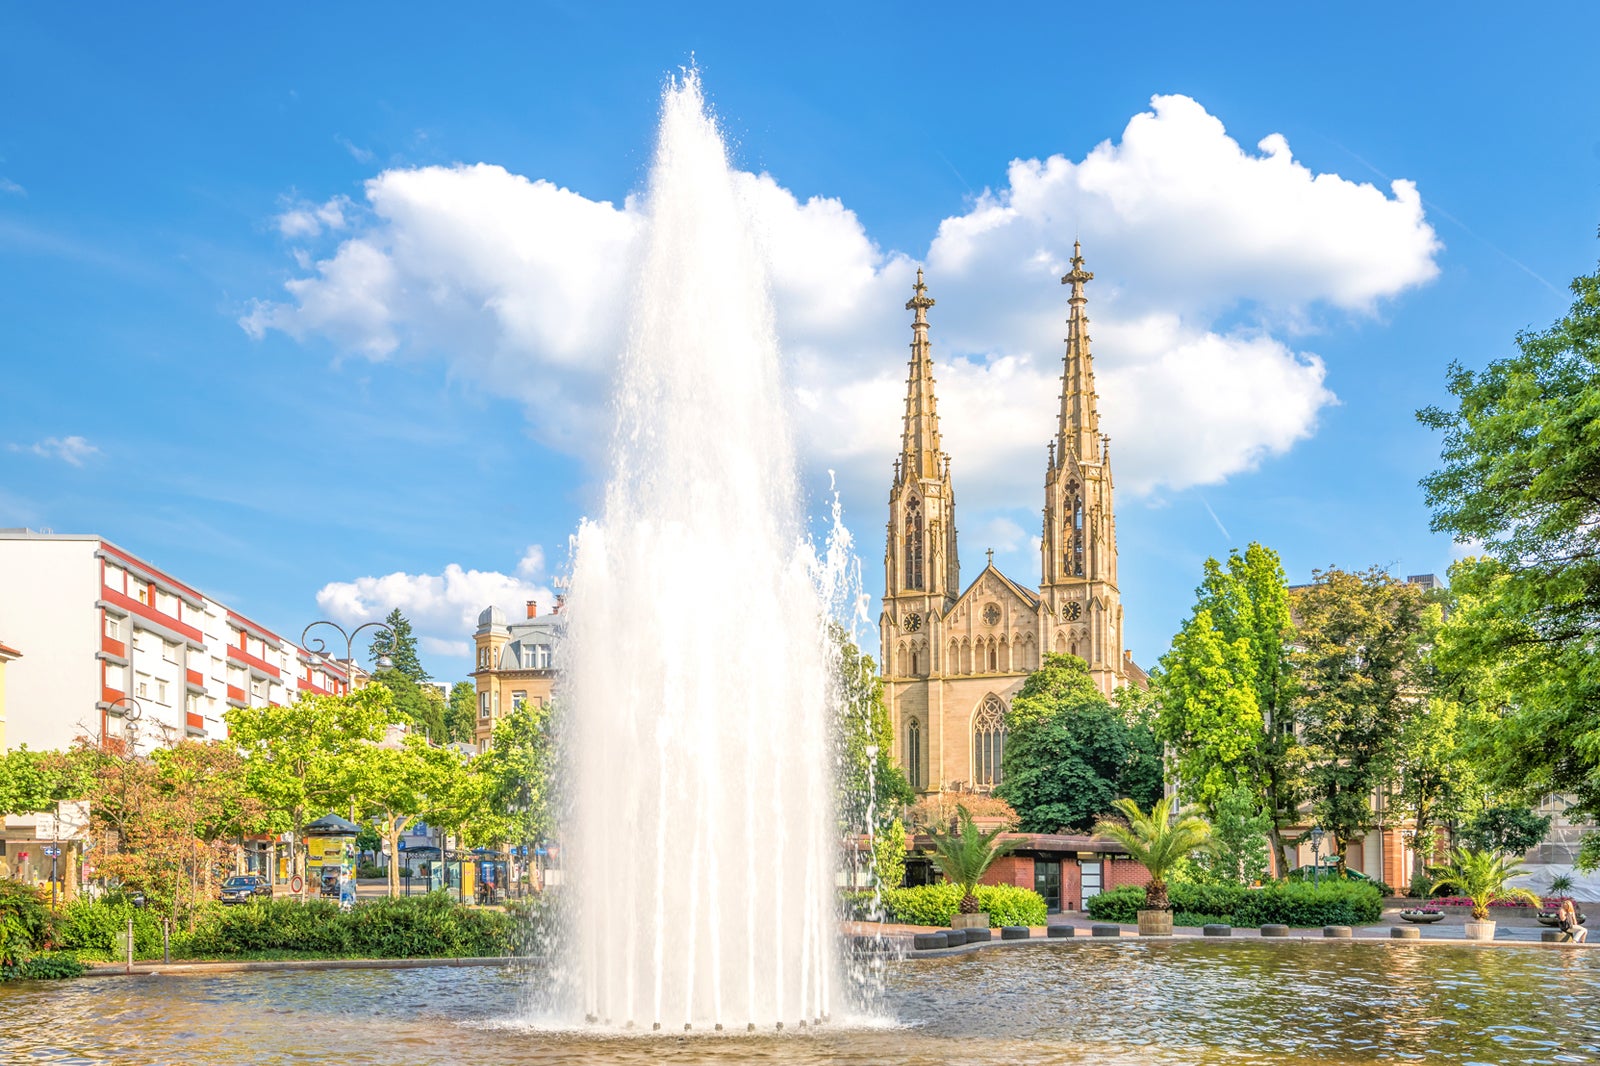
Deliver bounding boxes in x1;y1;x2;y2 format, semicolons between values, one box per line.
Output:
1;951;86;981
0;880;50;965
883;883;1047;927
50;897;166;958
183;891;513;959
1085;886;1145;923
1084;881;1381;927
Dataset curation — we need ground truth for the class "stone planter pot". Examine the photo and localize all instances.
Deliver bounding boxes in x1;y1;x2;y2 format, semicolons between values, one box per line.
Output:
1137;909;1174;936
950;912;989;930
1463;919;1497;941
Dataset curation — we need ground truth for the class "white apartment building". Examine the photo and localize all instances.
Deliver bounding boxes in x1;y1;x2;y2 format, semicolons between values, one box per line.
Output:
0;530;352;756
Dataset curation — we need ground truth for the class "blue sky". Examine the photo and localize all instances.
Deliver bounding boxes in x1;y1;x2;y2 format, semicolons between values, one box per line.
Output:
2;3;1597;681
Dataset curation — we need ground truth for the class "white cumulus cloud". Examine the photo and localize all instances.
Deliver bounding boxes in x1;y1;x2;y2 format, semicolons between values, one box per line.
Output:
315;546;555;664
245;94;1439;507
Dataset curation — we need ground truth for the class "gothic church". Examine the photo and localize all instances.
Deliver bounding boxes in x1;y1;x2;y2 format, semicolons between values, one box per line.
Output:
880;245;1145;797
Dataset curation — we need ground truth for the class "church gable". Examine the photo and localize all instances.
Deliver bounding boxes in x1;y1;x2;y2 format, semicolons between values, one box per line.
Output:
939;565;1041;677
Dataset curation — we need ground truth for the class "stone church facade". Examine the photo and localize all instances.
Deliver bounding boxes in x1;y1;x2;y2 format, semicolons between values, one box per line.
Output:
880;247;1145;797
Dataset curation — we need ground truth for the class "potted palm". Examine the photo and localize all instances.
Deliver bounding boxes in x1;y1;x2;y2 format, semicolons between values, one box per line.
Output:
1093;795;1212;936
1428;847;1541;941
926;805;1021;929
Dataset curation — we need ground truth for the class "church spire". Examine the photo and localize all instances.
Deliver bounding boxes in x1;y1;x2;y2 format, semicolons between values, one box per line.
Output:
1057;241;1102;464
901;268;944;482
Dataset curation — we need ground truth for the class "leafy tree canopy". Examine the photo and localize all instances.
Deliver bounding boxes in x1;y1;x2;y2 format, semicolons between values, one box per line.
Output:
833;627;914;834
1457;805;1553;858
447;681;479;745
1292;566;1429;866
1419;247;1600;819
995;654;1154;833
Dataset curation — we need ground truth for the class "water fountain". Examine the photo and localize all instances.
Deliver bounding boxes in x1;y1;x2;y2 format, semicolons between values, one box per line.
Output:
558;69;840;1034
7;71;1599;1066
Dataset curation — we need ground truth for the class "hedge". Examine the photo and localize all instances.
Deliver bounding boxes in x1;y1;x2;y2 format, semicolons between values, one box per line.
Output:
1085;881;1381;927
883;883;1048;928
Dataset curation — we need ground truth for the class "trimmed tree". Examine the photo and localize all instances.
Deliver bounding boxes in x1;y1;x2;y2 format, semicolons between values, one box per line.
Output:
1092;795;1211;912
926;806;1021;915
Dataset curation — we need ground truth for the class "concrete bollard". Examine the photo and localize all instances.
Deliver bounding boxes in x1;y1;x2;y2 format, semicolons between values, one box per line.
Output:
1324;925;1353;938
1542;930;1563;943
961;927;992;944
1391;926;1421;939
1091;924;1122;937
1260;924;1290;938
1202;924;1232;937
1046;925;1073;938
1001;926;1030;940
913;932;948;950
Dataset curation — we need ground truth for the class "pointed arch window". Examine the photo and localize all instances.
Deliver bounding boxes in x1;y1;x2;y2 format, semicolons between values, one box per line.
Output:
906;718;923;791
973;694;1007;788
1063;481;1085;577
904;495;925;590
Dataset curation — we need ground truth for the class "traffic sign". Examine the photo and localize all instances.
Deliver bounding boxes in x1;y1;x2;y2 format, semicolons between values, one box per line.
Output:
398;839;407;850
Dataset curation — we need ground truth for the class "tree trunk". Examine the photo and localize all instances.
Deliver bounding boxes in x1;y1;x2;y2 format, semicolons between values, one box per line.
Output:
387;817;401;898
959;890;979;914
1146;879;1170;911
1267;824;1287;880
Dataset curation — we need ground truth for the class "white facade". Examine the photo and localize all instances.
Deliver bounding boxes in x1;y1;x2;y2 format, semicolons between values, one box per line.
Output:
0;530;352;757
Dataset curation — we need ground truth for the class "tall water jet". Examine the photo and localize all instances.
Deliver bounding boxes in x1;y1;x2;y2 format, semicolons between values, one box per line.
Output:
560;72;839;1032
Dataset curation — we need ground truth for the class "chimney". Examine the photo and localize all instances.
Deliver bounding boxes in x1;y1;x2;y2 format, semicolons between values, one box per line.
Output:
554;594;567;615
526;600;537;619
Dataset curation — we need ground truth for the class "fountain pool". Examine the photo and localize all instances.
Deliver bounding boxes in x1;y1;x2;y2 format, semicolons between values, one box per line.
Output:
4;942;1599;1064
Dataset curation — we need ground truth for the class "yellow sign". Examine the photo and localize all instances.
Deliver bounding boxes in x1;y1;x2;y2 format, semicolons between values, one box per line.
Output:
306;836;352;867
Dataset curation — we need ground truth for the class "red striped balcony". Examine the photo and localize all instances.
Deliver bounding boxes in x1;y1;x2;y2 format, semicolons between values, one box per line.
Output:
102;635;126;658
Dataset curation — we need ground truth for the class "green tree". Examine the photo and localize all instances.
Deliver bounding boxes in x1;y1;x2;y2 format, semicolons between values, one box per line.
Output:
1156;543;1299;874
447;681;479;745
1392;692;1488;887
1292;567;1428;872
369;608;429;682
925;806;1021;914
1418;247;1600;829
1092;795;1212;912
347;733;465;896
224;687;396;884
1457;805;1552;858
467;700;556;855
996;654;1155;833
1187;785;1273;888
370;669;446;741
833;627;914;835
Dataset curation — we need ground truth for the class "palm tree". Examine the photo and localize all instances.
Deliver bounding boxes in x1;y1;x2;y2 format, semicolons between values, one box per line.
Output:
926;805;1021;914
1092;795;1212;911
1428;847;1541;920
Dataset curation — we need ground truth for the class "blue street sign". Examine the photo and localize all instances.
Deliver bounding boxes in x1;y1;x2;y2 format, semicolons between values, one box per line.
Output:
533;847;547;857
43;846;60;857
398;839;407;850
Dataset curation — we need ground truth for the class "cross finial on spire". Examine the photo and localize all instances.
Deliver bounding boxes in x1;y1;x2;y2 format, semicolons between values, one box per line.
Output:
986;547;994;566
906;268;935;318
1061;240;1094;301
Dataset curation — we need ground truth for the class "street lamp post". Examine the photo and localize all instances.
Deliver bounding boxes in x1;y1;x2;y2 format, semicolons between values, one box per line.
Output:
105;694;145;752
299;620;398;691
296;620;397;896
1309;827;1326;887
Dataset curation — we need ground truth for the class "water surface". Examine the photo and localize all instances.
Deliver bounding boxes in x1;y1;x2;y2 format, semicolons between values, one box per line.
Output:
4;942;1597;1065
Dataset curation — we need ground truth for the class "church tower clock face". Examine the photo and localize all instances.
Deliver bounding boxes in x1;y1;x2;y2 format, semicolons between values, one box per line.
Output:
982;603;1001;626
1062;601;1082;621
902;613;922;632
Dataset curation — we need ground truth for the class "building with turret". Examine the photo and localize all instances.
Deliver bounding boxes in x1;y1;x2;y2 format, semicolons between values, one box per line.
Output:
471;598;564;751
880;247;1144;797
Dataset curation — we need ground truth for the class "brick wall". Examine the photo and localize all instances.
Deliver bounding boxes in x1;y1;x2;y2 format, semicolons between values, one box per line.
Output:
980;855;1034;889
1105;857;1152;890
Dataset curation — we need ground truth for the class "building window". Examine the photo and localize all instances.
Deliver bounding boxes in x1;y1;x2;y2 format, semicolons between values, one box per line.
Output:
973;694;1007;788
906;718;923;791
479;691;491;718
156;589;178;616
478;647;490;668
163;640;179;664
904;495;924;591
157;679;169;705
105;616;122;640
512;691;527;709
1080;860;1104;908
104;563;125;592
136;673;151;699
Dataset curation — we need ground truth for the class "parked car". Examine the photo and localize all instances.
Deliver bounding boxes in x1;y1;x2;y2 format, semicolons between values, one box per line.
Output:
219;875;272;904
